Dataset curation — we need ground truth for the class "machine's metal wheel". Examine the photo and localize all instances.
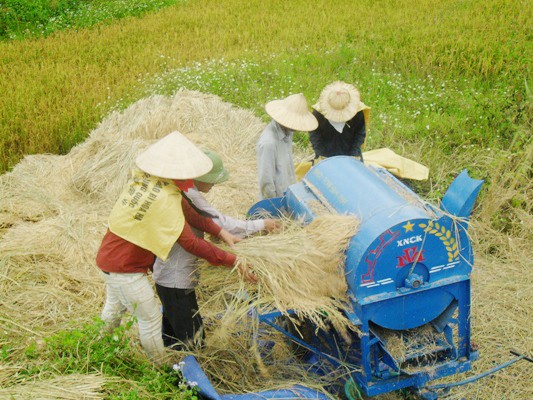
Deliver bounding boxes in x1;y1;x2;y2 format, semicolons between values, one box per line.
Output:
344;380;427;400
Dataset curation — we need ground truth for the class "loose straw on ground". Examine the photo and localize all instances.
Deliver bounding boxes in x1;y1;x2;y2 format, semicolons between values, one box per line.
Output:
0;373;106;400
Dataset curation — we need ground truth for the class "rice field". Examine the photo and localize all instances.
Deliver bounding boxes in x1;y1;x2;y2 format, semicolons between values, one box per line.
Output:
0;0;531;399
0;0;530;171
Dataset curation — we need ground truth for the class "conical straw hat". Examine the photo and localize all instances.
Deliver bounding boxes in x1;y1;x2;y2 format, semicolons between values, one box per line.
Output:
135;131;213;179
195;149;230;184
265;93;318;131
316;81;361;122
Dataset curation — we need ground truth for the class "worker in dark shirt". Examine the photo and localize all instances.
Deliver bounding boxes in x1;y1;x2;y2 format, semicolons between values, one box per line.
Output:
96;131;255;363
309;81;370;161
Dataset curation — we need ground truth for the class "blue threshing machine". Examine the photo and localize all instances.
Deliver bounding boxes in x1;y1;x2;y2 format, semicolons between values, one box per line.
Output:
181;157;529;399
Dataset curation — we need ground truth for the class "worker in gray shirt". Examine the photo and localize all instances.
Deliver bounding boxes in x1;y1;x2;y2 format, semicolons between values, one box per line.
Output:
152;149;278;349
256;93;318;199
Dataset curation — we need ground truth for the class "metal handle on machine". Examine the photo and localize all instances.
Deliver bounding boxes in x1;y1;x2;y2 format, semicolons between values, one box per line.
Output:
426;350;532;390
510;350;533;363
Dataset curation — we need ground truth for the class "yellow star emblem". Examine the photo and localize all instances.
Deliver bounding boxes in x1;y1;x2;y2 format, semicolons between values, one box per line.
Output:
403;221;414;232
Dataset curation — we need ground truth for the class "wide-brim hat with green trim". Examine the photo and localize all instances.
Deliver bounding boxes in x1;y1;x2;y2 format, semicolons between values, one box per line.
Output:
195;149;229;184
314;81;361;122
135;131;213;180
265;93;318;132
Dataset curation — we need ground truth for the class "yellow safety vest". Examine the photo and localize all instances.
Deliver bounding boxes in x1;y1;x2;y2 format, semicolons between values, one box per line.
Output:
108;169;185;260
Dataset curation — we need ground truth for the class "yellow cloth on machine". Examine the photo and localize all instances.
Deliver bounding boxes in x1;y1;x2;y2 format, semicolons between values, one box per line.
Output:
295;148;428;181
295;160;313;181
108;169;185;260
363;148;429;180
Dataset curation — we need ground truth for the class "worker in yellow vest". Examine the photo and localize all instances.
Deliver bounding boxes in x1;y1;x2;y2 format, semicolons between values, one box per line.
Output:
96;132;255;363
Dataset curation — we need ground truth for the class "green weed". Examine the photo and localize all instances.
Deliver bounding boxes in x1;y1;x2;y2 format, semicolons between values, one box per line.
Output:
0;0;186;40
16;318;198;399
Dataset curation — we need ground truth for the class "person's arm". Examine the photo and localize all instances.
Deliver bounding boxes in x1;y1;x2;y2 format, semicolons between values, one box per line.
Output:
182;196;242;248
177;221;235;267
257;141;277;199
187;188;266;238
309;110;326;158
351;111;366;160
177;219;257;282
181;196;222;237
308;131;323;159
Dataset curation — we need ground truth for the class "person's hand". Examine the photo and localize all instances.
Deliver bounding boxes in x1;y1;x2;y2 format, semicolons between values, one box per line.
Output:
218;229;241;248
263;218;281;233
235;257;258;283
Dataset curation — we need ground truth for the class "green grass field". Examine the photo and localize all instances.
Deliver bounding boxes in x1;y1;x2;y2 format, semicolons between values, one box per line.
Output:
0;0;531;398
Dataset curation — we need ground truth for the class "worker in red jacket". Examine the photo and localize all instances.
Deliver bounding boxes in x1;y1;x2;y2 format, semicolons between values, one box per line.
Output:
96;131;254;363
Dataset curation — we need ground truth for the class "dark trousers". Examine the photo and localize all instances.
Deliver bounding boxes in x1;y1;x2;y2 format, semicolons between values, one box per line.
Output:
155;284;204;349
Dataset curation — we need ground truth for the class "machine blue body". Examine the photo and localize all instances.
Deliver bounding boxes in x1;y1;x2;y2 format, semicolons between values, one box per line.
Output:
248;156;484;398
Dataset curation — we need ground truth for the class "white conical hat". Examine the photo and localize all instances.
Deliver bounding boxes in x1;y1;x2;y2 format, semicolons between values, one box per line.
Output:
265;93;318;132
315;81;361;122
135;131;213;179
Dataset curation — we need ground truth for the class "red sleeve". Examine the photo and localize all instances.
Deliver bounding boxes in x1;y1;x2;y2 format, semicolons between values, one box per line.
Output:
96;229;155;273
181;197;222;237
177;221;236;267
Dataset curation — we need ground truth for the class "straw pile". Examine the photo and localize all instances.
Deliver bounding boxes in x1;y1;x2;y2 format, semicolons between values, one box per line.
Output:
0;91;264;340
0;90;531;399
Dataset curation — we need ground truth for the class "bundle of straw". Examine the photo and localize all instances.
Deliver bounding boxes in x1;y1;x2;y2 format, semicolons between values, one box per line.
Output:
199;213;360;344
0;373;106;400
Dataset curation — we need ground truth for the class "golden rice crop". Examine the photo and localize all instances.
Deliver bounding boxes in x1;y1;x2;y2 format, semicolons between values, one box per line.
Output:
1;0;529;171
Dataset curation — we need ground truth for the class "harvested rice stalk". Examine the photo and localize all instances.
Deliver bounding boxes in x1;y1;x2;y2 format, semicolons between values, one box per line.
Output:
377;325;448;363
186;213;362;395
0;373;106;400
175;313;339;398
199;213;361;339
